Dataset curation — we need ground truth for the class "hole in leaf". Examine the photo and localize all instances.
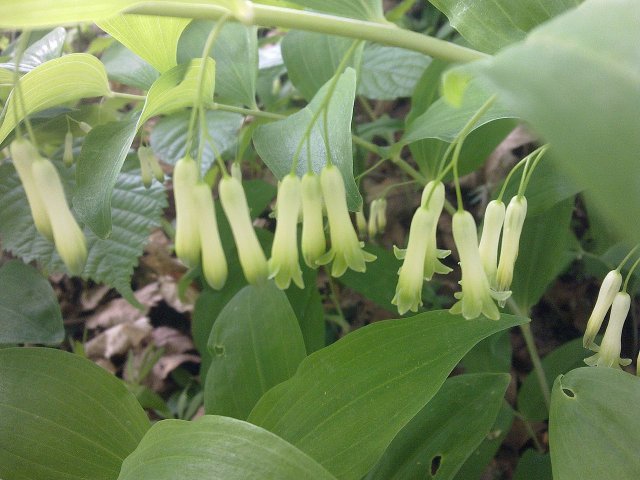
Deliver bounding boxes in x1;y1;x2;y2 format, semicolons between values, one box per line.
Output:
562;387;575;398
430;455;442;476
213;344;225;356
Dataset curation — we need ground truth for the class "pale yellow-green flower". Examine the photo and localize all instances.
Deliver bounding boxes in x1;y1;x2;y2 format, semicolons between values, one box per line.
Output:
193;182;227;290
583;269;622;350
495;195;527;297
478;199;505;285
219;175;269;285
63;131;74;167
420;181;452;281
300;172;326;268
584;292;632;369
356;206;367;239
269;174;304;289
316;165;375;277
367;198;387;238
173;156;201;268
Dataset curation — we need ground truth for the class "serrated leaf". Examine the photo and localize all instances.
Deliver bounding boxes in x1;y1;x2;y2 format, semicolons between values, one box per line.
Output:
357;43;430;100
253;68;361;210
97;14;190;72
101;41;160;90
0;54;111;144
248;311;528;480
429;0;581;53
0;260;64;345
0;347;150;480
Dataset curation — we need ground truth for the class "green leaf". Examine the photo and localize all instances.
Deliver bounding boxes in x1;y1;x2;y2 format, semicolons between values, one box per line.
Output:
0;28;66;71
358;43;430;100
289;0;385;22
118;415;337;480
285;266;326;354
518;337;593;422
97;14;190;72
472;0;640;244
513;449;552;480
253;68;361;210
0;260;63;345
249;311;527;480
549;367;640;479
366;373;510;480
101;41;159;90
0;157;166;302
510;198;574;311
462;330;511;374
204;282;307;419
429;0;581;53
178;20;258;107
281;31;361;101
0;347;149;480
0;54;111;145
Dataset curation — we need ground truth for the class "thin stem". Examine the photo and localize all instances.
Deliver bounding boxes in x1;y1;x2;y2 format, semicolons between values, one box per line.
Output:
513;410;545;454
519;145;548;195
327;273;350;334
128;3;488;63
111;91;147;102
617;244;639;272
623;255;640;293
352;135;383;157
208;102;286;120
452;140;464;211
355;157;387;181
380;179;417;198
357;96;377;122
498;157;528;202
391;154;428;185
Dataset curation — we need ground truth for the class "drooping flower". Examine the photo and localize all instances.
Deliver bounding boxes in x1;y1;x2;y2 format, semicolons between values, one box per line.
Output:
269;174;304;289
495;195;528;297
419;181;452;281
583;269;622;350
139;147;164;188
584;292;632;369
31;158;87;276
173;156;201;268
367;199;383;238
193;182;227;290
450;210;509;320
316;165;376;277
300;172;326;268
478;199;506;285
219;175;269;285
63;131;74;167
356;207;367;239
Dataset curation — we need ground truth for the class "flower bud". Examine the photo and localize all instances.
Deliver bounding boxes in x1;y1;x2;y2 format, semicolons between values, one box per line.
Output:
10;139;53;242
139;147;164;188
316;165;376;277
193;182;227;290
78;122;92;134
173;157;201;268
421;181;451;281
139;149;153;189
300;172;326;268
495;195;528;296
376;197;387;233
356;207;367;239
584;292;632;369
269;174;304;289
219;176;269;285
367;199;385;238
31;158;87;275
478;200;506;284
63;131;74;167
450;210;509;320
583;269;622;349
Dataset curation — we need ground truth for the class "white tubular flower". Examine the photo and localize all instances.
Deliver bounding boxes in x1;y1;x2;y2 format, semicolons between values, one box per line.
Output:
317;165;376;277
269;174;304;289
63;132;74;167
495;195;528;296
356;207;367;239
583;269;623;350
173;157;201;268
219;175;269;285
450;211;509;320
392;207;431;315
31;158;87;276
301;172;326;268
420;181;452;281
376;198;387;233
10;139;53;241
367;199;380;238
478;199;505;285
193;182;227;290
584;292;632;369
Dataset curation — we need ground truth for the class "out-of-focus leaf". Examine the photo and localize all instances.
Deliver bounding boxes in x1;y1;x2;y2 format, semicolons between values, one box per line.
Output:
101;41;159;90
462;330;511;374
0;28;66;72
513;449;552;480
289;0;385;22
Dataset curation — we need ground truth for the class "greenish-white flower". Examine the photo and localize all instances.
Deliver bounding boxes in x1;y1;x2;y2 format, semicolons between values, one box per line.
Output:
193;182;227;290
420;181;452;281
269;174;304;289
356;207;367;239
478;199;505;285
173;157;201;268
219;175;269;285
583;269;622;350
316;165;375;277
495;195;527;297
31;158;87;276
63;132;74;167
584;292;632;369
367;198;387;238
301;172;326;268
450;211;509;320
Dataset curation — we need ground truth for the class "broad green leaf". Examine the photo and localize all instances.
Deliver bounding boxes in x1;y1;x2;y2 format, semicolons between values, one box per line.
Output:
249;311;527;480
510;198;574;311
0;28;66;72
118;415;337;480
253;68;361;210
101;41;159;90
0;347;149;480
367;373;510;480
204;282;307;419
358;43;430;100
281;31;360;101
518;337;593;422
289;0;385;22
285;266;325;353
513;449;552;480
549;367;640;479
0;54;111;144
462;330;511;374
97;14;190;72
473;0;640;244
429;0;581;53
0;260;63;345
149;109;244;173
178;20;258;107
0;157;166;303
